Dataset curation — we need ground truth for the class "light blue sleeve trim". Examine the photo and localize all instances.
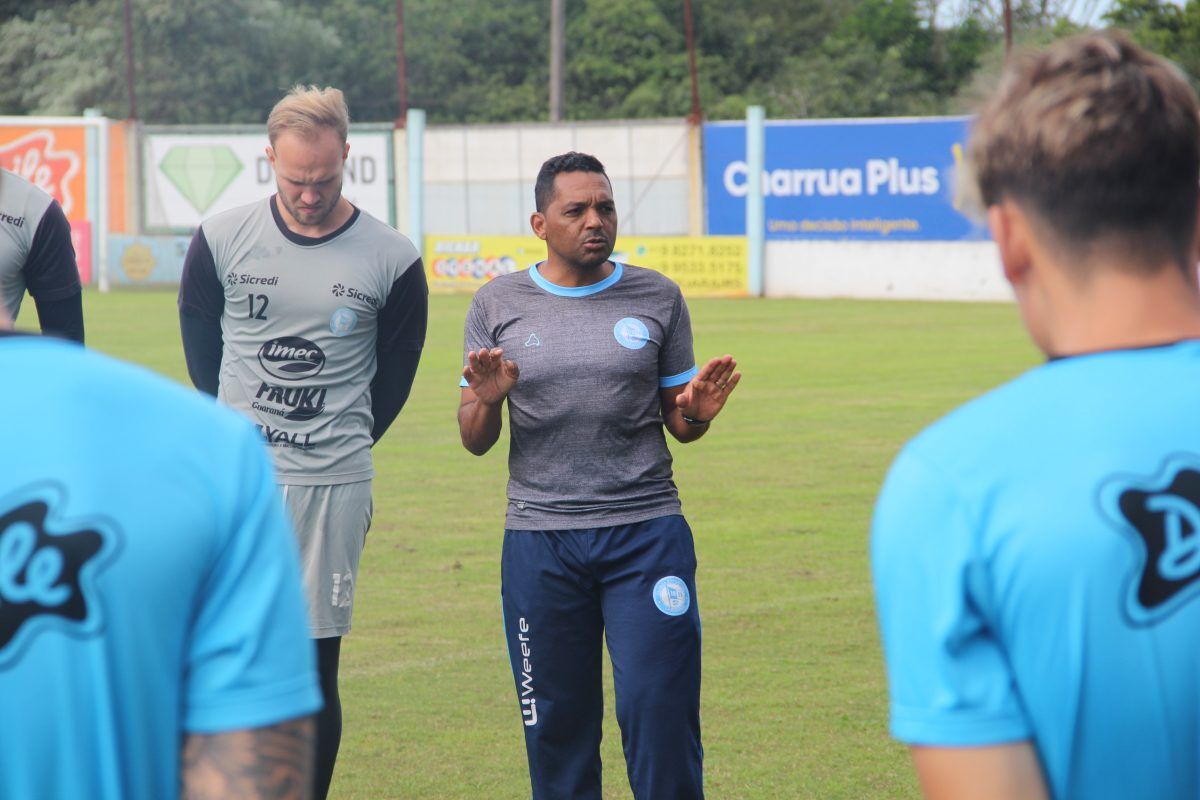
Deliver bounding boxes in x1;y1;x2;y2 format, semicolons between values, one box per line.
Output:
529;261;624;297
659;366;697;388
890;704;1033;747
185;673;323;733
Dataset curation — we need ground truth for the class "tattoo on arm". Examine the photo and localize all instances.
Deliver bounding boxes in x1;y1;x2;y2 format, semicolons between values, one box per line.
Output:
181;716;315;800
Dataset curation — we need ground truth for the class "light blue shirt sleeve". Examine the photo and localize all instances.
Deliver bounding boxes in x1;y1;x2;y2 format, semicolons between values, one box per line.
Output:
183;427;322;733
871;447;1032;746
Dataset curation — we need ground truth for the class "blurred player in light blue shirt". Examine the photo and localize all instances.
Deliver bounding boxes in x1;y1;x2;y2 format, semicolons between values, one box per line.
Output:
873;32;1200;800
0;303;321;799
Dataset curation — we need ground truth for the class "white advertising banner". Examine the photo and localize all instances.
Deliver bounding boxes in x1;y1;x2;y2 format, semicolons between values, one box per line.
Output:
143;130;391;231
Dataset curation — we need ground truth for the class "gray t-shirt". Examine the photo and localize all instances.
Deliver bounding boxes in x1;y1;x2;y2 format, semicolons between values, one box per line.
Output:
0;169;79;321
200;199;421;484
463;261;697;529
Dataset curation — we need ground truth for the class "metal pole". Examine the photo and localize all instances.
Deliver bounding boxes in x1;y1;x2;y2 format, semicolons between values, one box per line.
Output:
746;106;765;298
395;0;408;127
122;0;138;120
686;122;704;236
1004;0;1013;58
97;116;109;291
406;108;425;250
119;0;143;245
683;0;702;124
84;109;110;293
550;0;564;122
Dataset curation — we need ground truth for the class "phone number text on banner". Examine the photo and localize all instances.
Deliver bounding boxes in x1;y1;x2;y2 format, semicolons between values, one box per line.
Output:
425;235;748;297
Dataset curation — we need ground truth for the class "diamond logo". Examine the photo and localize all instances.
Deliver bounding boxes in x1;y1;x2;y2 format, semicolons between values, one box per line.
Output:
159;145;243;214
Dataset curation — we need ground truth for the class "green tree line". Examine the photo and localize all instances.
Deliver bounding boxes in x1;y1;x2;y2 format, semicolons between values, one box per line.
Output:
0;0;1193;124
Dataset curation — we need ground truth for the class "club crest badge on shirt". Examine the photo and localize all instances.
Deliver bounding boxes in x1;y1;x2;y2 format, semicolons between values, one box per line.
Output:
330;307;358;336
614;317;650;350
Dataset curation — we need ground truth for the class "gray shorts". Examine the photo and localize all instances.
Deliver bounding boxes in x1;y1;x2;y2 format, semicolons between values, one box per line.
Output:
280;480;373;638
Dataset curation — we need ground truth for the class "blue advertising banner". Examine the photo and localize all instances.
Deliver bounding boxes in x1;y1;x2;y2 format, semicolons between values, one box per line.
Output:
704;117;988;241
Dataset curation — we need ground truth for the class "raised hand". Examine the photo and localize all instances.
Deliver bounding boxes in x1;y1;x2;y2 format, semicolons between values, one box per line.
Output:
463;347;520;406
675;354;740;422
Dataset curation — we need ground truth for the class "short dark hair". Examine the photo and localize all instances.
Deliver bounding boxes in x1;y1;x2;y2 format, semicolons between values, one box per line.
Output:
968;31;1200;273
534;152;609;212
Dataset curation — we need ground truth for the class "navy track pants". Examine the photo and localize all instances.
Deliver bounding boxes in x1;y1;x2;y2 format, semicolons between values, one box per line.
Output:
501;514;704;800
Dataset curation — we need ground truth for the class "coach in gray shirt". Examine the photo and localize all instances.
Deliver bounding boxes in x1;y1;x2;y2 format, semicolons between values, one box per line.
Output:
458;151;739;800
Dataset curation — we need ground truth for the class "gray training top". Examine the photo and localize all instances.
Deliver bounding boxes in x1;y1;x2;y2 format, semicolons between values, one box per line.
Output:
0;169;80;321
463;261;698;530
192;199;422;485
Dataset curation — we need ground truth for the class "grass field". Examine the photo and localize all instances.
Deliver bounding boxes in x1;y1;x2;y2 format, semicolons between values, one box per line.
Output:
47;288;1040;798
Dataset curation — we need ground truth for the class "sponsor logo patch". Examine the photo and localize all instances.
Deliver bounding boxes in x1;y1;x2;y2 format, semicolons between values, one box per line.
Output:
1102;457;1200;626
516;617;538;726
331;282;380;308
225;271;279;288
331;571;354;608
255;424;317;450
253;382;327;421
258;336;326;381
0;484;118;669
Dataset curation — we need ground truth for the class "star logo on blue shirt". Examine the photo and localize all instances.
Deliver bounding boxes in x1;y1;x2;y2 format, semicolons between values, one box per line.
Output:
0;484;119;669
1102;458;1200;627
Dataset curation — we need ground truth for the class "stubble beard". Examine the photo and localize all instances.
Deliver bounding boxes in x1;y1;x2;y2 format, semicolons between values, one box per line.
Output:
279;186;340;229
574;239;614;271
576;253;611;270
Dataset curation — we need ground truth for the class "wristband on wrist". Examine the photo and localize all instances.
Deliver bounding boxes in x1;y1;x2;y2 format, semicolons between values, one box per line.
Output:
681;414;710;426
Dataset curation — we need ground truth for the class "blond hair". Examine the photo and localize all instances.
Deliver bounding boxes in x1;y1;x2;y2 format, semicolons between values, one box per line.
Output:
267;85;350;145
967;31;1200;270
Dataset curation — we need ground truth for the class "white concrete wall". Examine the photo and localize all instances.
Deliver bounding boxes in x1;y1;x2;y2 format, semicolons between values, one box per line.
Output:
418;120;692;236
765;240;1012;301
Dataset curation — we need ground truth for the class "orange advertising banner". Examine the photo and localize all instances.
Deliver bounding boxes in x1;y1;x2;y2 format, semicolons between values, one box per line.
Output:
0;126;87;221
0;122;128;232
